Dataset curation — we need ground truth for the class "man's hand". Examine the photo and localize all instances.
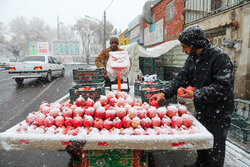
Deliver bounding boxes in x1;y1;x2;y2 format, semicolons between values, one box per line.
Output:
149;92;165;104
178;89;194;98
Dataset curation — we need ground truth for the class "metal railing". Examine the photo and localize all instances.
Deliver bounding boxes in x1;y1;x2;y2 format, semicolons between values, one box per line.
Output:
184;0;249;24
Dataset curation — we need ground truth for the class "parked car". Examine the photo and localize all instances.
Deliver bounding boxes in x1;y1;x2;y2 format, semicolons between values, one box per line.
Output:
0;58;16;69
8;55;65;85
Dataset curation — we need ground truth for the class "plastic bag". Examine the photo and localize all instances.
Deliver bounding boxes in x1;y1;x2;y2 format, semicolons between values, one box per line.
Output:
106;51;131;81
143;74;158;81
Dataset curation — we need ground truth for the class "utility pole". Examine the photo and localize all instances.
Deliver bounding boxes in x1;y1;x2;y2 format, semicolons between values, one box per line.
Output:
57;16;63;41
57;16;60;41
104;11;106;49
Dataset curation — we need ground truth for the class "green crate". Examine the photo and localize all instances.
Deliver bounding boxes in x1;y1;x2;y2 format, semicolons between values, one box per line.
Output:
231;113;250;128
139;57;164;76
69;83;105;104
141;66;155;75
155;58;163;66
155;66;164;74
134;80;164;97
157;74;164;81
229;123;250;144
139;57;163;66
73;67;104;84
74;149;147;167
140;82;164;90
234;99;250;120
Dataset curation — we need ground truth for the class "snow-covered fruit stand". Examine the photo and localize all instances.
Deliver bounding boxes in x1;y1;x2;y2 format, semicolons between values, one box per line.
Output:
0;91;213;166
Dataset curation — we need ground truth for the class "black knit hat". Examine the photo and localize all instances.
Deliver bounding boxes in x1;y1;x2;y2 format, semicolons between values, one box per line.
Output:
178;25;207;49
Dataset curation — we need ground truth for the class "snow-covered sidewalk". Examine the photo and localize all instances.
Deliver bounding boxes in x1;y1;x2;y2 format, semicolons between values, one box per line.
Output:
225;138;250;167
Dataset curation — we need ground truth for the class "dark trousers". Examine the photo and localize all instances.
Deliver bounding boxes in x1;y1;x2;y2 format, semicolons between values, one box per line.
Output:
196;117;231;167
105;77;112;87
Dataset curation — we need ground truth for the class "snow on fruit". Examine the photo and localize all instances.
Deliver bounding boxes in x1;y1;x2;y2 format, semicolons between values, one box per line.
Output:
21;92;200;136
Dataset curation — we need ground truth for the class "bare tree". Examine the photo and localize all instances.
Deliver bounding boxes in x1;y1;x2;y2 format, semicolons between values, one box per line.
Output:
8;16;59;57
8;45;20;61
93;20;114;50
0;22;7;44
72;18;98;64
72;18;115;64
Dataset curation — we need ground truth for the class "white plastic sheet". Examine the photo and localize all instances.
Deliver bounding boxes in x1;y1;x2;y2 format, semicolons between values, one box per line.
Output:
106;51;131;81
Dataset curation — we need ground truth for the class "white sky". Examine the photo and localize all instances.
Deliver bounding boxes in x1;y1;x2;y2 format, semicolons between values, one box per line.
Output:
0;0;148;32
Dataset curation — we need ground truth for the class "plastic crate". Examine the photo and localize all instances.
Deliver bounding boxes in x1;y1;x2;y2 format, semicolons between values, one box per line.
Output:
155;58;163;66
71;149;147;167
229;123;250;144
231;113;249;128
140;57;163;66
234;99;250;120
155;66;164;74
73;68;104;84
141;66;154;75
134;80;164;97
157;74;164;81
69;83;105;104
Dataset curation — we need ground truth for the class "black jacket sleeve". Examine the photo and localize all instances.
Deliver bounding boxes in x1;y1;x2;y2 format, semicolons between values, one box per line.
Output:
193;53;234;103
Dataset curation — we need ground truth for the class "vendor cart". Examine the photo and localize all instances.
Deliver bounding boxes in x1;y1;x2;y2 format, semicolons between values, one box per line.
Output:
0;93;213;166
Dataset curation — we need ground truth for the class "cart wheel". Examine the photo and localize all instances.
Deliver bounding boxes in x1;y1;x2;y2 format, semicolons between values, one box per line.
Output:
46;70;52;82
15;78;24;85
60;68;65;77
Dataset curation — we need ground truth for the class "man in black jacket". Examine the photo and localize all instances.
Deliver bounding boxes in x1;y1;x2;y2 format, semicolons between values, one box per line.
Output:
150;25;234;167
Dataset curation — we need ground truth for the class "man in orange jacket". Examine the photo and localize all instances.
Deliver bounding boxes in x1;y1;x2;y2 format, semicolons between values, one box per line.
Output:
95;37;124;86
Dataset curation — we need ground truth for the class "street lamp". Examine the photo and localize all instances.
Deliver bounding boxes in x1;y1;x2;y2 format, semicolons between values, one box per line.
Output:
57;16;63;41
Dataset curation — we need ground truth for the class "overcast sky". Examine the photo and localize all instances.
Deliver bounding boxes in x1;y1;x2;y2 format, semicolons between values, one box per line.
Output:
0;0;148;32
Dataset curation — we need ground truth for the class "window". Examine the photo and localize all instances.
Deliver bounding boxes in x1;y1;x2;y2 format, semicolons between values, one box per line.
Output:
20;56;45;62
166;0;175;22
52;57;60;64
48;56;55;64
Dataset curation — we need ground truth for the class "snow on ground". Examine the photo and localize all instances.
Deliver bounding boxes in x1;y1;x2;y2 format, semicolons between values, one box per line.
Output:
225;141;250;167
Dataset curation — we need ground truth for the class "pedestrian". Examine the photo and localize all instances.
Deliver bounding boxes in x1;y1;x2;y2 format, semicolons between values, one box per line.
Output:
95;37;124;87
149;25;234;167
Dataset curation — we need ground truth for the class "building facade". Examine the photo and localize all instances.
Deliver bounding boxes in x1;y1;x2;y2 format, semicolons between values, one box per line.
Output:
143;0;184;48
184;0;250;99
119;29;130;46
141;0;250;99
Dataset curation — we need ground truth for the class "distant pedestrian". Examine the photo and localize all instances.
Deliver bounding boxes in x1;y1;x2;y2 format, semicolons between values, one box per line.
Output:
95;37;124;86
150;25;234;167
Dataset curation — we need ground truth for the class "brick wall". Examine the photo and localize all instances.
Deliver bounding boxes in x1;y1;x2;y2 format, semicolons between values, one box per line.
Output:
144;0;184;48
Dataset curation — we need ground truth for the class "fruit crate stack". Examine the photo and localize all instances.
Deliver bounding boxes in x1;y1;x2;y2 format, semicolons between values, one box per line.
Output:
139;57;164;80
70;68;105;104
134;80;164;97
73;67;104;84
71;149;147;167
229;99;250;144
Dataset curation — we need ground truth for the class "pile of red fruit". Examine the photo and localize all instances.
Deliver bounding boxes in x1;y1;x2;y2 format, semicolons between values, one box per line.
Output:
17;91;199;136
141;87;158;92
177;86;195;97
76;86;94;91
141;81;158;85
